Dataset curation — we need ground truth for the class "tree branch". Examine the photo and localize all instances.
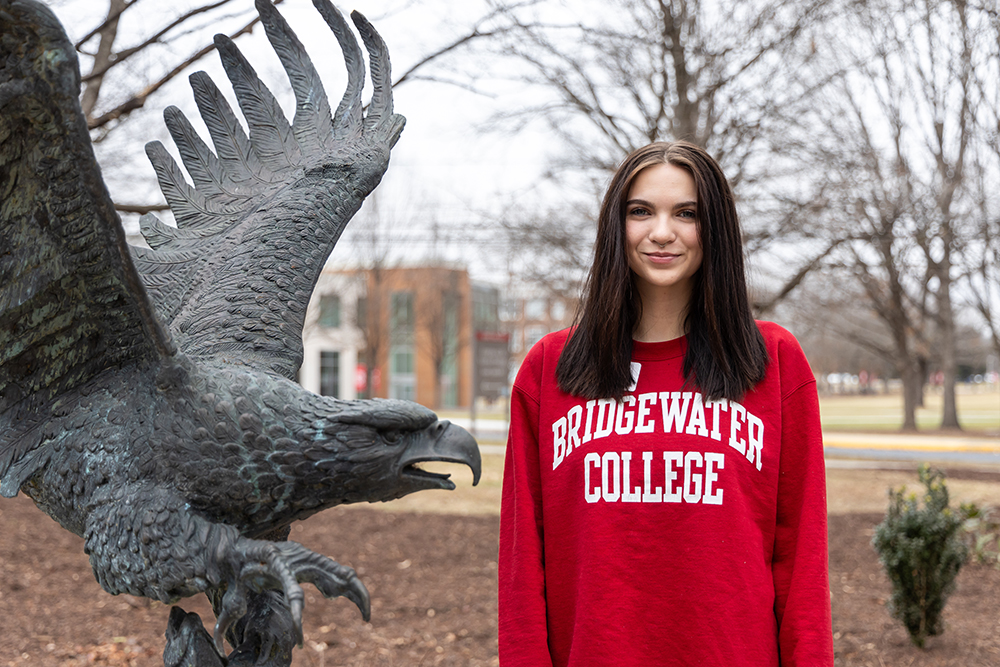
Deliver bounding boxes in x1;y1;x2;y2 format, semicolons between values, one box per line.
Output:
81;0;240;83
87;0;284;130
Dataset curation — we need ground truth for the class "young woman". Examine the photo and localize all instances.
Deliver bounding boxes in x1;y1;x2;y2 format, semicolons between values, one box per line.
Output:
498;142;833;666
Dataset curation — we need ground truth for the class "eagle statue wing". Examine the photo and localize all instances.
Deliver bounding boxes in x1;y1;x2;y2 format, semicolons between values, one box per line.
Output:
0;0;174;488
131;0;405;380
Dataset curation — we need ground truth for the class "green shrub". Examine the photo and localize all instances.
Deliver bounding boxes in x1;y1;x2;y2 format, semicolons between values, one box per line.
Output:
871;465;968;649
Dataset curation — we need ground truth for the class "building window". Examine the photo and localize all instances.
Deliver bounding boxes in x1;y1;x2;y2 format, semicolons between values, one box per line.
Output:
391;291;414;342
525;325;546;350
389;344;415;400
499;297;520;322
525;298;546;321
550;299;566;321
511;327;523;353
319;295;341;328
356;295;367;329
320;351;340;397
473;287;498;328
441;292;460;408
389;291;415;400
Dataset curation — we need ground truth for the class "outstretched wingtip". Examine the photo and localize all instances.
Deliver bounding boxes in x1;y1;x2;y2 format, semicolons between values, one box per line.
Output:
213;32;234;52
348;10;379;47
255;0;334;154
313;0;365;140
348;10;394;135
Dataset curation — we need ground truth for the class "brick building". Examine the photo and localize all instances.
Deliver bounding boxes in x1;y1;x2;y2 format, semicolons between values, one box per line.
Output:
301;265;500;409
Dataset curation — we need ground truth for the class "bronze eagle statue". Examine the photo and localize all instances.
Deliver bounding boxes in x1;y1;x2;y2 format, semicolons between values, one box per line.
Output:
0;0;481;664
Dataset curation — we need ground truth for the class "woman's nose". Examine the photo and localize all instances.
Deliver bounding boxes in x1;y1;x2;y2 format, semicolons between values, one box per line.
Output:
649;216;677;244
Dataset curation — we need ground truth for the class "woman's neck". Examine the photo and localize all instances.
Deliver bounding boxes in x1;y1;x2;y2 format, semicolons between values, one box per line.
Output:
633;283;692;342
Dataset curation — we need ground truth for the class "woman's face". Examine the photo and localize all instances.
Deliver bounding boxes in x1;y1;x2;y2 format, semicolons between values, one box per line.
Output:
624;162;704;301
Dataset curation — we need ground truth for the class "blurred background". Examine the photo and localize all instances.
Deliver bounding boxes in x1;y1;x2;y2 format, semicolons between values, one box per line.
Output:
48;0;999;435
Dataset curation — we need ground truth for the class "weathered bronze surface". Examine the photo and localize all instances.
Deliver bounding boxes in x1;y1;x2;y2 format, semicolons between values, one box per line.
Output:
0;1;481;664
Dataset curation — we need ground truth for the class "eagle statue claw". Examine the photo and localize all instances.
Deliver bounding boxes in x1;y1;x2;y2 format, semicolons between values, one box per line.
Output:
0;0;481;665
165;607;226;667
212;539;371;655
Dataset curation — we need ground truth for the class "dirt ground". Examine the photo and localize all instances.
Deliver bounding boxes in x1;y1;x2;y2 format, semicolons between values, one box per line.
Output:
3;466;1000;666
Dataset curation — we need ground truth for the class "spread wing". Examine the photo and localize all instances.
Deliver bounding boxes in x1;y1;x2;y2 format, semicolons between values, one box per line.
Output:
131;0;405;380
0;0;174;481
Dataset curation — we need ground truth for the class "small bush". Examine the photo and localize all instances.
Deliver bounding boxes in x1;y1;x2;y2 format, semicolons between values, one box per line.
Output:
871;465;968;649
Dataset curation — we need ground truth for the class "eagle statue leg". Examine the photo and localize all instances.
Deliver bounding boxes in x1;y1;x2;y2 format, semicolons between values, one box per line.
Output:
208;590;297;667
204;527;300;666
84;488;368;663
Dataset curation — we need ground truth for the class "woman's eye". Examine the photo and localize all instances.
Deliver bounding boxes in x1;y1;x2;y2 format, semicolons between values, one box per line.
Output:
678;209;697;219
628;207;649;217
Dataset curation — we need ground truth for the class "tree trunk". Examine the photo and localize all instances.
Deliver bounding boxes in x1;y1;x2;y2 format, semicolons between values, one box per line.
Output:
901;360;920;432
938;264;961;429
81;0;127;119
916;356;927;409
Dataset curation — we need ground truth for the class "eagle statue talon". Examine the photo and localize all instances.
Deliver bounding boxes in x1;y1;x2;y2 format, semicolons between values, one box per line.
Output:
0;1;482;666
212;539;370;655
165;607;227;667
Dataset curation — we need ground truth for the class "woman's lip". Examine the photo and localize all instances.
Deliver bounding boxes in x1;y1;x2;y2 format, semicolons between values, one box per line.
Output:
645;252;680;262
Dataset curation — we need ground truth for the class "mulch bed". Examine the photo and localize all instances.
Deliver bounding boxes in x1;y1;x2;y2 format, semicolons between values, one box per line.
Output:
2;495;999;666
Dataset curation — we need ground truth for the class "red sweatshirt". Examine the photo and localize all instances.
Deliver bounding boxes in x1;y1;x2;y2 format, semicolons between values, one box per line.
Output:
498;322;833;666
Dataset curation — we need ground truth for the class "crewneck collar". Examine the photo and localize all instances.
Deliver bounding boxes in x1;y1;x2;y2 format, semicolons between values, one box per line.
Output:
631;336;686;361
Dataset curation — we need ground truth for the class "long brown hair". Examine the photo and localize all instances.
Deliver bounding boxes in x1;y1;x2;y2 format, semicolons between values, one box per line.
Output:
555;141;767;401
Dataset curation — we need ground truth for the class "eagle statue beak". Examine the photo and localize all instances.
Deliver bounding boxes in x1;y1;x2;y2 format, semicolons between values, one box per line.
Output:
399;420;482;489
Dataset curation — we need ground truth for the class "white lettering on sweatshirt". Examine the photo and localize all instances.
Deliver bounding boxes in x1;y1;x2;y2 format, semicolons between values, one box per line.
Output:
553;390;764;473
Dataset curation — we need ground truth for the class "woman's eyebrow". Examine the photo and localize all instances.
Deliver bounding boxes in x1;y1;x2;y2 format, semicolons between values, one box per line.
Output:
624;198;698;208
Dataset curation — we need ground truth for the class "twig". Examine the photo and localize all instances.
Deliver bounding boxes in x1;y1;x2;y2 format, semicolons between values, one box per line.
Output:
82;0;239;83
115;203;169;214
87;0;285;130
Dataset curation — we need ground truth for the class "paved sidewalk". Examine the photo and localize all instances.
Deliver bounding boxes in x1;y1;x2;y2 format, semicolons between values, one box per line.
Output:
823;431;1000;465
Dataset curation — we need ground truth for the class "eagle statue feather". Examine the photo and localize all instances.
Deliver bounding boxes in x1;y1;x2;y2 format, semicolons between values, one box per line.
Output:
0;0;481;664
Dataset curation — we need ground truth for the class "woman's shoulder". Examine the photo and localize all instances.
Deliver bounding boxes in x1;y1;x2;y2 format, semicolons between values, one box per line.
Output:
513;328;573;394
755;320;805;354
524;327;573;361
755;319;795;342
754;320;815;393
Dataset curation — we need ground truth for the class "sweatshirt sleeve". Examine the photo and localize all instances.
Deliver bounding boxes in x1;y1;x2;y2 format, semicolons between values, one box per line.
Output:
772;375;834;666
498;349;554;666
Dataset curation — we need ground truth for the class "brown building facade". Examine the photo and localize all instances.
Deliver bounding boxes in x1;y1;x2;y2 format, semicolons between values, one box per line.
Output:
302;265;499;410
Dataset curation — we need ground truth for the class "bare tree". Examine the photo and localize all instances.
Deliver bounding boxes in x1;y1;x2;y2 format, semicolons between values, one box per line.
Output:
789;0;997;430
338;197;467;406
467;0;842;309
803;76;932;428
488;200;595;302
89;1;270;133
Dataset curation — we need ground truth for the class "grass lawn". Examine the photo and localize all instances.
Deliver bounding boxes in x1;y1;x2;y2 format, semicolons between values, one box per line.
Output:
441;385;999;437
819;386;999;434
